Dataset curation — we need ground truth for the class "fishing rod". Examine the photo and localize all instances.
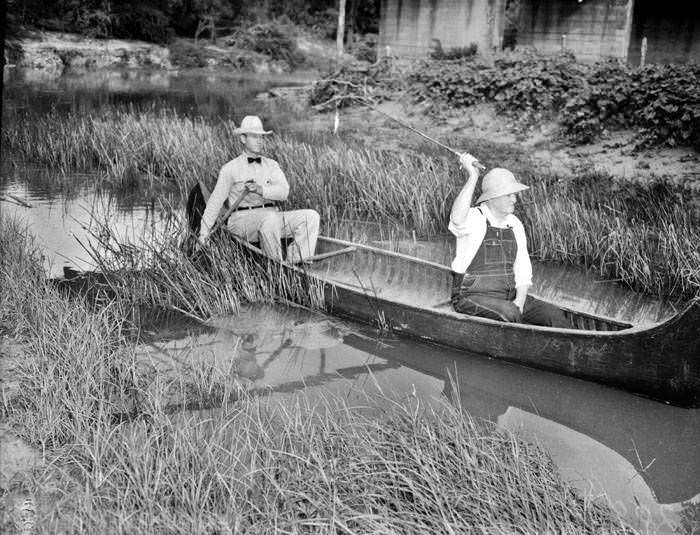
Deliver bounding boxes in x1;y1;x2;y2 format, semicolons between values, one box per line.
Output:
329;94;486;170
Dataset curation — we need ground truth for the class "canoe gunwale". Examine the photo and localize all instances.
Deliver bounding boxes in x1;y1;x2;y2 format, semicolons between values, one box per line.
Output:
315;236;643;332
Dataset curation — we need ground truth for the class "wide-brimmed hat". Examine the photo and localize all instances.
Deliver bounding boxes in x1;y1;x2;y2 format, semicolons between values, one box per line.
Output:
476;168;529;203
233;115;272;136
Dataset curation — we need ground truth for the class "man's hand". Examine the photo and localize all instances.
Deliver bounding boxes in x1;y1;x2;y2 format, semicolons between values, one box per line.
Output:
458;153;482;179
245;180;262;195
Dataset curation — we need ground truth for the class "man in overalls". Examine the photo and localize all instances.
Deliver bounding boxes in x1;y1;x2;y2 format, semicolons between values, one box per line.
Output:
449;154;568;327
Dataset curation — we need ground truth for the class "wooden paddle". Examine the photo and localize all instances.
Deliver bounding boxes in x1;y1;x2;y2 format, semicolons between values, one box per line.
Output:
200;186;249;244
184;181;248;262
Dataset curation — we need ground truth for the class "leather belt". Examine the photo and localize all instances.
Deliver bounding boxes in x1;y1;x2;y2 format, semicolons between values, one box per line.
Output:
233;203;276;212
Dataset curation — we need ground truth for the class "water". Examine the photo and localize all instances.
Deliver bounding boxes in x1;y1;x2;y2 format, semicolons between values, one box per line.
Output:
3;67;315;122
2;68;698;533
136;303;700;534
0;166;177;277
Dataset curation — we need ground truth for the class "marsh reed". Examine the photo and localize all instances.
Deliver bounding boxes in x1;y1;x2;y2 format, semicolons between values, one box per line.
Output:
3;108;699;300
29;388;633;534
73;213;325;321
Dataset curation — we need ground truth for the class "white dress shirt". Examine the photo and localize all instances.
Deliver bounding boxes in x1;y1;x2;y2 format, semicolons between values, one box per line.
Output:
199;154;289;241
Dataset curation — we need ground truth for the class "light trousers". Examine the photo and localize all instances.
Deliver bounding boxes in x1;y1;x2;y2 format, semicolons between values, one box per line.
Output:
227;207;320;263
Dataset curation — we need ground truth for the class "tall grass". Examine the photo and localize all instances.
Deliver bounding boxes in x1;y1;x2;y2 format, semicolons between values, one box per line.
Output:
524;176;700;299
3;110;236;193
33;390;633;534
0;216;46;335
3;109;699;299
74;215;325;320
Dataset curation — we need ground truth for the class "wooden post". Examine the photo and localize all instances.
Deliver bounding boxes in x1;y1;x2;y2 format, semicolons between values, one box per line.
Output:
336;0;347;68
640;36;647;66
622;0;635;64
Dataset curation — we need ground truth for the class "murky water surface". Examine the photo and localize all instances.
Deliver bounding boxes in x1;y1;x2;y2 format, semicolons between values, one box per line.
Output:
138;303;700;534
2;69;698;533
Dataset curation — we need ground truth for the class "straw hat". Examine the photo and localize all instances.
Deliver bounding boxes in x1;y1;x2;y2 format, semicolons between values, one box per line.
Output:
476;168;529;203
233;115;272;135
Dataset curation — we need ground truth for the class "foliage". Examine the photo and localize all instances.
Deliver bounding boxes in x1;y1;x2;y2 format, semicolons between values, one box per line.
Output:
7;0;176;42
561;61;700;148
350;33;378;63
111;3;174;43
399;49;700;148
6;0;381;44
231;21;305;66
429;39;478;61
168;39;258;69
409;49;587;123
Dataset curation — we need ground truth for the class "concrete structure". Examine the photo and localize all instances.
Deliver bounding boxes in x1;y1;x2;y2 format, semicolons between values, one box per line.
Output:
379;0;700;64
516;0;634;61
517;0;699;65
378;0;507;57
626;0;700;65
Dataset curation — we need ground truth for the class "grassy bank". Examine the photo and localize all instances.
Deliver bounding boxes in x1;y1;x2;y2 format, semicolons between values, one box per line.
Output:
1;216;633;533
3;108;699;300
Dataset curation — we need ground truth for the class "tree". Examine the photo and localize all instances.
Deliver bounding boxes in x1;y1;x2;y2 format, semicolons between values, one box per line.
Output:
191;0;235;44
336;0;346;66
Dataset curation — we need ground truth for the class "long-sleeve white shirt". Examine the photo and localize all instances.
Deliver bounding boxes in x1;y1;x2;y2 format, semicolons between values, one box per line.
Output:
199;154;289;241
449;204;533;288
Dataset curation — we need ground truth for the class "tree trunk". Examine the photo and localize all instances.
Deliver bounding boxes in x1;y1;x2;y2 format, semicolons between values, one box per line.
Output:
336;0;347;68
347;0;359;49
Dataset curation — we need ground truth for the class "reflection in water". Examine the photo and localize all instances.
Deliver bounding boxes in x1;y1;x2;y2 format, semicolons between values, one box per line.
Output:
136;304;699;535
3;68;314;124
0;167;176;277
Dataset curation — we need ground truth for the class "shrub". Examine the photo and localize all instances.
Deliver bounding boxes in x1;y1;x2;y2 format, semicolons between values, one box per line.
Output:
168;40;210;68
429;39;478;60
351;33;378;63
408;49;587;121
111;4;174;43
560;61;700;148
234;22;305;66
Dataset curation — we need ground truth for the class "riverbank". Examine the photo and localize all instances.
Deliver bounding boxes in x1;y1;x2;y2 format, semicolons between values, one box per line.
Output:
309;98;700;192
7;31;172;74
5;29;341;78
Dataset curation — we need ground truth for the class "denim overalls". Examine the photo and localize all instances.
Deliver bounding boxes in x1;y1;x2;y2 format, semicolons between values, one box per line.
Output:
451;208;520;320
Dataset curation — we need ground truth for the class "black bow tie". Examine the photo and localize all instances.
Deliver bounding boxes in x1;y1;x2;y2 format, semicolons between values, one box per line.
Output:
247;157;261;164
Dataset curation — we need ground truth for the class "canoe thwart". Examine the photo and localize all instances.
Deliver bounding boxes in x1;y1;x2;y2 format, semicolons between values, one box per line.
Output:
304;246;356;263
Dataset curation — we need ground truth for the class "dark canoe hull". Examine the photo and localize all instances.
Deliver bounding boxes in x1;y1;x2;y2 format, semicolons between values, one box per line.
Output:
297;237;700;408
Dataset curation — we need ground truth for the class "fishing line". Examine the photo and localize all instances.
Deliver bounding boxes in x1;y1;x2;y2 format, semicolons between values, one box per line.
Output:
342;94;486;170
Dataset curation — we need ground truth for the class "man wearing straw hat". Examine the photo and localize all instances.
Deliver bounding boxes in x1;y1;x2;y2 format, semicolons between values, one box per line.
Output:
198;115;320;263
449;154;568;327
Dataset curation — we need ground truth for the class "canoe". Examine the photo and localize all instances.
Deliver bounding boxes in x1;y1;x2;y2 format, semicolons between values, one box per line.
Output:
240;235;700;408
